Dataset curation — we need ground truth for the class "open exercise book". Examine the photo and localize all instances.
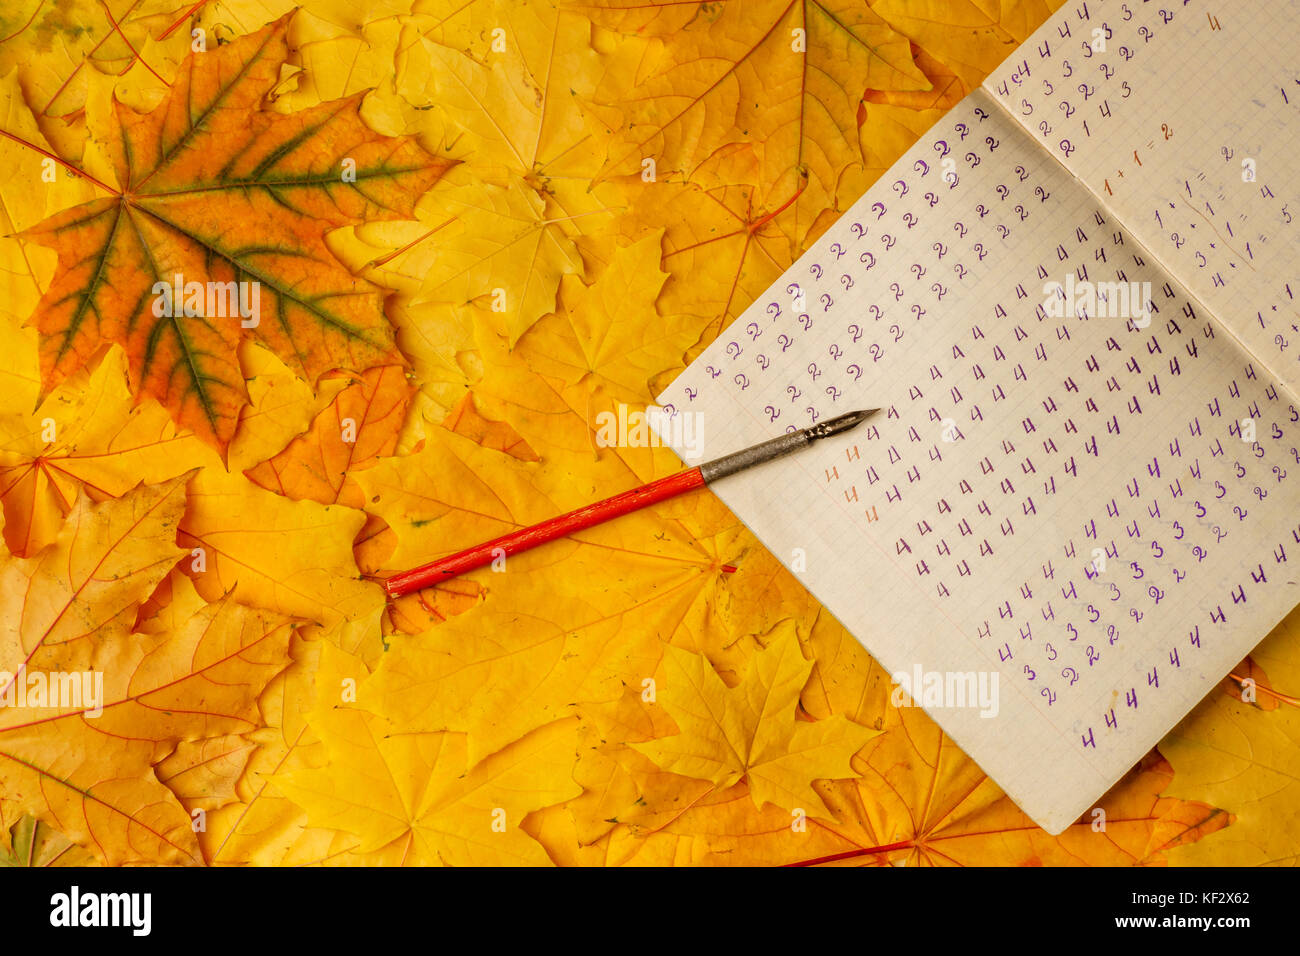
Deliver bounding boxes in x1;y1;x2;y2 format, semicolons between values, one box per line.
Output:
656;0;1300;833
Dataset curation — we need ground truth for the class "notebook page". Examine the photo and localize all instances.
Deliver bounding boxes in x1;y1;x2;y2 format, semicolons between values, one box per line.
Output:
656;88;1300;833
983;0;1300;394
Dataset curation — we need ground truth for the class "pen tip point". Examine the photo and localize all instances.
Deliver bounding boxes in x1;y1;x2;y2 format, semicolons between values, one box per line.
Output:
808;407;877;440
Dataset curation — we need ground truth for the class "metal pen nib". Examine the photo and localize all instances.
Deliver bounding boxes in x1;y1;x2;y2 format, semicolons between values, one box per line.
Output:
699;408;879;483
806;407;878;441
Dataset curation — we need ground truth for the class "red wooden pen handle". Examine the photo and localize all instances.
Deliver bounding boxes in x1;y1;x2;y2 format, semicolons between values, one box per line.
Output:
383;467;707;598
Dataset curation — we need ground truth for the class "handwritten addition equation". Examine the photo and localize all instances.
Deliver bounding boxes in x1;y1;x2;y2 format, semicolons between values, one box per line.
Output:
662;4;1300;758
985;0;1300;381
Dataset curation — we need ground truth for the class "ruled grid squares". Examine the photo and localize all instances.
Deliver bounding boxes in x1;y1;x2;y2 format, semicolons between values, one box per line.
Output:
984;0;1300;392
658;0;1300;833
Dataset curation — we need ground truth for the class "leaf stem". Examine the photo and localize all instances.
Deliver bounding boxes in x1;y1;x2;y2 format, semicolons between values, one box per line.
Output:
784;839;914;867
0;128;121;197
1228;672;1300;707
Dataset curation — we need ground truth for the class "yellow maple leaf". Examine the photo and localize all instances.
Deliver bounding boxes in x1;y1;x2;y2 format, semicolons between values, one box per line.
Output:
281;717;582;865
581;0;930;217
610;180;798;344
203;626;410;866
0;478;296;864
408;0;598;180
323;0;631;351
156;734;257;816
0;0;189;119
177;467;386;642
244;364;414;508
0;348;210;557
228;343;349;473
346;169;585;347
515;231;700;402
278;641;582;865
372;593;666;755
0;70;100;233
633;623;878;816
871;0;1058;91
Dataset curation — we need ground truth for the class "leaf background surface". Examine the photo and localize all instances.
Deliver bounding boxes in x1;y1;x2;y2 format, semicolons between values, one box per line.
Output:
0;0;1288;866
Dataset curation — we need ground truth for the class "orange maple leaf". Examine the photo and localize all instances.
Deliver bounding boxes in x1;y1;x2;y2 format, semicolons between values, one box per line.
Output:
244;364;415;507
16;14;454;453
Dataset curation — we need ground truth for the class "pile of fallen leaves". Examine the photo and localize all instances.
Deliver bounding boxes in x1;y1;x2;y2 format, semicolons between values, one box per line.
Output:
0;0;1293;866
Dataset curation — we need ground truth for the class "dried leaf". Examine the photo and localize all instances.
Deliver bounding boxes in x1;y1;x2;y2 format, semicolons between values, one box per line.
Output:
582;0;930;214
0;348;209;557
632;624;878;816
279;641;582;866
177;467;386;641
441;392;539;461
0;479;295;864
245;364;414;506
16;14;453;451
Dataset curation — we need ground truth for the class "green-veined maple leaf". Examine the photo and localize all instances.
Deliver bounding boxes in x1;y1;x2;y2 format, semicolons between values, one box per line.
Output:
17;13;453;452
